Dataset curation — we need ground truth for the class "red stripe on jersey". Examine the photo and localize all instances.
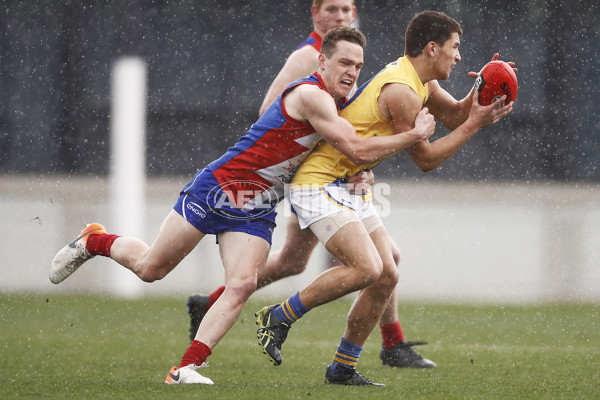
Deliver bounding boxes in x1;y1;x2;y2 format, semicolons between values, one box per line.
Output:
212;123;316;208
210;73;328;210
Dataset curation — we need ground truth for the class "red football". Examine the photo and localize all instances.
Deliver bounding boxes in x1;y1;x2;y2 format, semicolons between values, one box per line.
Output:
475;60;518;106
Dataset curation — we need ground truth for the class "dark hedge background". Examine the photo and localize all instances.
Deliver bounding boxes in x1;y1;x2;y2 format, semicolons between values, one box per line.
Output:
1;0;598;181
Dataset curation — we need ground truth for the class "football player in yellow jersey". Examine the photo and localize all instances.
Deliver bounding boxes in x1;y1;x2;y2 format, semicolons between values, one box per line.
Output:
256;11;514;386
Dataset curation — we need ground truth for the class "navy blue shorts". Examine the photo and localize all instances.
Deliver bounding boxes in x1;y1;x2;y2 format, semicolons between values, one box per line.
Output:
173;169;277;245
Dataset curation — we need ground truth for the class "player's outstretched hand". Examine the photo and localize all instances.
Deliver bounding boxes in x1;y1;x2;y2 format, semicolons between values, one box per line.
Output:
468;53;518;78
410;107;436;141
469;91;513;127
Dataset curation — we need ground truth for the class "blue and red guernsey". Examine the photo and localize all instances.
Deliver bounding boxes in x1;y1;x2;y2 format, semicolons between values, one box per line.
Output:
204;73;330;213
295;31;322;52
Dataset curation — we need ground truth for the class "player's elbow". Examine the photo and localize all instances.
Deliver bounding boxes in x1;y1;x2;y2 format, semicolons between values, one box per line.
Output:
337;148;362;165
338;137;379;165
419;162;437;173
348;154;370;165
345;149;376;165
413;157;439;172
409;150;440;172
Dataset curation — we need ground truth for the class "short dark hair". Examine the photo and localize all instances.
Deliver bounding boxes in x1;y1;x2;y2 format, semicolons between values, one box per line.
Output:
321;27;366;58
405;10;462;57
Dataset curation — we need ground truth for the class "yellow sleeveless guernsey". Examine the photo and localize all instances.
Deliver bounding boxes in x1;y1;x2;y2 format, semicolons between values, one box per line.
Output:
292;56;429;186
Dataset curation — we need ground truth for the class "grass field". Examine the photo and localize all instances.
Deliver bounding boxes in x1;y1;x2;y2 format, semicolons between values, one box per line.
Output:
1;294;598;399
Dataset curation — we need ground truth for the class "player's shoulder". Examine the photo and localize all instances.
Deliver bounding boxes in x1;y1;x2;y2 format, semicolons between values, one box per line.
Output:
287;82;333;117
287;44;319;64
292;81;330;102
280;45;320;80
376;81;423;120
380;81;422;104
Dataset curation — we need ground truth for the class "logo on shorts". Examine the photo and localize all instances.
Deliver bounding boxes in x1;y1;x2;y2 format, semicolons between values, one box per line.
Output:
186;201;207;218
207;180;278;220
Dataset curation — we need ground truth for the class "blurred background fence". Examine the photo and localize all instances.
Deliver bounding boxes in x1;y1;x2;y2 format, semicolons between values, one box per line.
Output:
1;0;599;301
2;0;599;180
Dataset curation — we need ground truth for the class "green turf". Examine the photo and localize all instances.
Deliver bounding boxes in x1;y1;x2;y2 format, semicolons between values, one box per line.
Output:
1;294;598;399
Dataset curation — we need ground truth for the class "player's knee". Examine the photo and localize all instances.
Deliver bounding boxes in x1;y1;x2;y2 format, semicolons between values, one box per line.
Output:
287;258;308;275
368;262;398;299
130;252;172;282
226;276;258;301
137;263;170;282
382;262;400;288
138;269;164;283
360;259;384;286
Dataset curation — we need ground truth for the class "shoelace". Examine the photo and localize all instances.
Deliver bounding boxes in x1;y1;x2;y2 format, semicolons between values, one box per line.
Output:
257;327;274;341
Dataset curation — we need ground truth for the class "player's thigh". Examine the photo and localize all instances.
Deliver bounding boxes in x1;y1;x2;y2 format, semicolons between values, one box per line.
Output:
321;217;381;274
218;230;270;287
280;213;319;263
145;210;206;272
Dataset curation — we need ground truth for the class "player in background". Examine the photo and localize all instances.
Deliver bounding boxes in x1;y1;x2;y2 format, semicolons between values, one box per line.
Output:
49;27;435;385
187;0;437;370
256;11;514;385
259;0;357;116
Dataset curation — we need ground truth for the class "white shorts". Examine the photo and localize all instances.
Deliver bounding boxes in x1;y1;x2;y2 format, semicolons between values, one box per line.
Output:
289;185;382;244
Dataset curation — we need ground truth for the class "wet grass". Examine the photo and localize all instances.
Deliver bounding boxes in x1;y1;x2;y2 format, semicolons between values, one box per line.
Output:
1;294;598;399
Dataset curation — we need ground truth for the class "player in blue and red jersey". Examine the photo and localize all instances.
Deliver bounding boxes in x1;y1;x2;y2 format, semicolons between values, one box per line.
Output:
174;73;328;237
49;27;435;385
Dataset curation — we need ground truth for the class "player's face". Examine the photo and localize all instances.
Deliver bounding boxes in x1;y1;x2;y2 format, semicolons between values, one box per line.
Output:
434;32;461;80
320;40;364;101
313;0;357;34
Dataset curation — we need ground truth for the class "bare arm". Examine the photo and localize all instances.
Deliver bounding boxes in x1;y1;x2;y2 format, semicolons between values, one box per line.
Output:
377;81;512;172
407;91;513;172
259;46;319;116
424;79;474;130
285;85;435;165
